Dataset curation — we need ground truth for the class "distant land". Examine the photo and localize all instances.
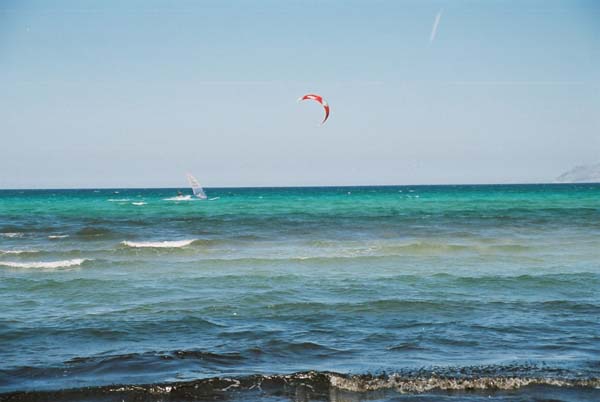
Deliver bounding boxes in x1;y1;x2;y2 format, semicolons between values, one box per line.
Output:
555;162;600;183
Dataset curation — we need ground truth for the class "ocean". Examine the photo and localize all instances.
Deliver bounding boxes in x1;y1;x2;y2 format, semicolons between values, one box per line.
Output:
0;185;599;401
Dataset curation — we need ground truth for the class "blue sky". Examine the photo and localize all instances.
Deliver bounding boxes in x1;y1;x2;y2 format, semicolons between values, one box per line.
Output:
1;0;599;188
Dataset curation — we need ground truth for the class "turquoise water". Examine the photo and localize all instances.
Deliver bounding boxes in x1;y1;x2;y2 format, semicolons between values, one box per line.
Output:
1;185;599;400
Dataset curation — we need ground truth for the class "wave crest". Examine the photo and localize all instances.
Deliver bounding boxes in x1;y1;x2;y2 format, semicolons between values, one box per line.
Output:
121;240;196;248
328;373;600;393
0;232;24;238
0;258;88;269
0;250;38;255
3;371;598;401
163;195;193;201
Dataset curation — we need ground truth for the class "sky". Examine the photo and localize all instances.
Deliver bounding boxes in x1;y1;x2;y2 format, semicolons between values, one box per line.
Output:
1;0;599;188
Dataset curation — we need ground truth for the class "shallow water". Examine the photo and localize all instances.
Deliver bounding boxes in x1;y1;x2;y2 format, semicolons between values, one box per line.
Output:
1;185;599;400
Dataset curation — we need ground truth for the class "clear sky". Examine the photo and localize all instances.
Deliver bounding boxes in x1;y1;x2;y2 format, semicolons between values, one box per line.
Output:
1;0;599;188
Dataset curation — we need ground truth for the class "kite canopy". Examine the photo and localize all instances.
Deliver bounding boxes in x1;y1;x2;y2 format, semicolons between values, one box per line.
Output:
298;94;330;125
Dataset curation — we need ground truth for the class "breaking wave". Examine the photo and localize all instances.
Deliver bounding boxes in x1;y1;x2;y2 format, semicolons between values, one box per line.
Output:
0;249;38;255
0;232;24;238
163;195;193;201
1;370;598;401
328;372;600;393
0;258;89;269
121;240;196;248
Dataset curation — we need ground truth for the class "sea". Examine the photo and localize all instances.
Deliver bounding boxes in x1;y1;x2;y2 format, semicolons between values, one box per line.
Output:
0;185;599;401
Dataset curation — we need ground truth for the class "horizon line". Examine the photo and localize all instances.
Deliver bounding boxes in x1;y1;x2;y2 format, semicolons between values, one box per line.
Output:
0;181;594;191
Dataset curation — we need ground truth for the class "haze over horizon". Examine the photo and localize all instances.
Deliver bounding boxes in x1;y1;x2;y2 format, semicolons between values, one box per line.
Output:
1;0;599;189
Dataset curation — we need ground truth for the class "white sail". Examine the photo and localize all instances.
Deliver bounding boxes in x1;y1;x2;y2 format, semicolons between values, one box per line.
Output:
186;173;207;199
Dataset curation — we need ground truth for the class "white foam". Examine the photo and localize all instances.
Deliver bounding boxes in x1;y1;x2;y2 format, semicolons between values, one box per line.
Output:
0;258;88;269
131;202;147;206
163;195;193;201
121;239;196;248
0;232;24;238
328;373;600;393
48;235;69;239
0;250;37;255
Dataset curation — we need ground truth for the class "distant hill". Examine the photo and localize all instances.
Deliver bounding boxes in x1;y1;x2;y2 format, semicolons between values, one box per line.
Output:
555;162;600;183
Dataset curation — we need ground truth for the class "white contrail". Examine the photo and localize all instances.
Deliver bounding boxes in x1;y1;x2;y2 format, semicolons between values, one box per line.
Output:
429;9;443;44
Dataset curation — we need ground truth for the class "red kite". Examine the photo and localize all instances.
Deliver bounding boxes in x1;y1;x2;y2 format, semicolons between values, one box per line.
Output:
298;94;330;125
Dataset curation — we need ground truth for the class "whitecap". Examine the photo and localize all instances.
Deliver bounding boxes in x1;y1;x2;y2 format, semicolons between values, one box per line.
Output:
163;196;193;201
328;373;600;393
48;234;69;239
131;202;147;206
0;250;37;255
0;232;24;238
0;258;88;269
121;240;196;248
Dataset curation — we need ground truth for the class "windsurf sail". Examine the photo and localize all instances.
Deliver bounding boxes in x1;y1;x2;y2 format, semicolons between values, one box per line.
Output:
186;173;207;199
